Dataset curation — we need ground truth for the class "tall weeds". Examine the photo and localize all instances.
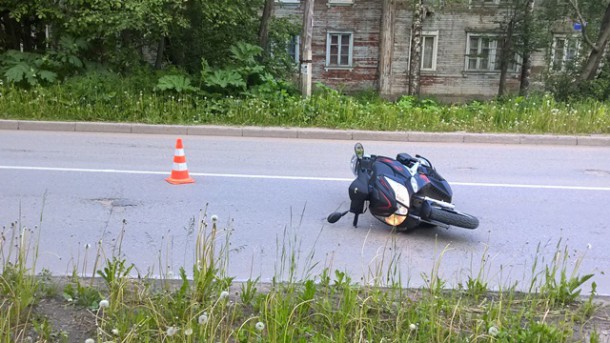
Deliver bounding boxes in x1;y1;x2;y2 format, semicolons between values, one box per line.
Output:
0;207;602;342
2;84;609;134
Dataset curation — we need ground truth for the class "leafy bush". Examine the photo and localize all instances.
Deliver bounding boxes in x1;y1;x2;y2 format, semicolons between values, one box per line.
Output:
204;69;247;92
0;51;59;87
155;74;199;94
0;36;87;88
200;42;267;96
545;62;610;102
248;73;298;100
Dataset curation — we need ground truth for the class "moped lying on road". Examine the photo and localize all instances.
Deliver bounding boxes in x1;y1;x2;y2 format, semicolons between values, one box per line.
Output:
327;143;479;231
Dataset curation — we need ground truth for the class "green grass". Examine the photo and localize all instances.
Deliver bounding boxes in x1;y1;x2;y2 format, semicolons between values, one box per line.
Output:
1;83;609;135
0;208;604;343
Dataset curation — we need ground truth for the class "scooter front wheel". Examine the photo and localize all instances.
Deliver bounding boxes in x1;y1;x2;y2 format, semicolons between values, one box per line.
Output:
428;207;479;229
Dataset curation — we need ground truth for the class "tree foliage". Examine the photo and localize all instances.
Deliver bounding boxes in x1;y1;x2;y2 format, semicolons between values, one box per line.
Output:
166;0;264;73
538;0;610;99
0;0;279;77
0;36;87;87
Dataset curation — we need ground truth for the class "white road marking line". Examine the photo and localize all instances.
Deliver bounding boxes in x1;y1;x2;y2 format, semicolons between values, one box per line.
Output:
451;182;610;191
2;165;610;191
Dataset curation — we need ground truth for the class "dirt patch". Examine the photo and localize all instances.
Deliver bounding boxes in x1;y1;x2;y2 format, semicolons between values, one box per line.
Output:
33;297;97;343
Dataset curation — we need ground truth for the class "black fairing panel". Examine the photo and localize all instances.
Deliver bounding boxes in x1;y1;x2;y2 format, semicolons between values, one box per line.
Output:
416;163;453;202
369;177;397;217
368;158;408;217
418;179;452;202
348;172;369;214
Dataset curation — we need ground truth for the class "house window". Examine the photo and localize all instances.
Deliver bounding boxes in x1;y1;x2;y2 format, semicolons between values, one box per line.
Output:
326;32;353;68
328;0;354;5
552;35;579;71
465;34;517;72
288;35;300;64
421;31;439;71
276;0;300;4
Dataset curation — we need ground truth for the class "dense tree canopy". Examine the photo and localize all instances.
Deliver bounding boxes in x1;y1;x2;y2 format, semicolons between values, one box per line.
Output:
1;0;610;100
536;0;610;99
0;0;268;72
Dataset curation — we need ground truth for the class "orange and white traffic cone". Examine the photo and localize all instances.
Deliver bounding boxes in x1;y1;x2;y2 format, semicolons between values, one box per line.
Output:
166;138;195;184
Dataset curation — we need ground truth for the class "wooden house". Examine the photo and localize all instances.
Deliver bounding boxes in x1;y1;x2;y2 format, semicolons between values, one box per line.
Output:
275;0;578;101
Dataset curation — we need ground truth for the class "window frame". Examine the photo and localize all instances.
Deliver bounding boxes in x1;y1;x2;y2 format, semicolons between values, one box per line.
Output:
327;0;354;6
287;34;301;65
420;31;439;71
325;31;354;70
464;33;518;72
551;34;580;72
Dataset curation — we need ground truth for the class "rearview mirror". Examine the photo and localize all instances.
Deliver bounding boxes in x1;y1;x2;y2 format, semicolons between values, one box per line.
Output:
354;143;364;159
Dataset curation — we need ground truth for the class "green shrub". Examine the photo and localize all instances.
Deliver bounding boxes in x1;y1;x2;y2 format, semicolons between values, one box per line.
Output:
0;36;88;88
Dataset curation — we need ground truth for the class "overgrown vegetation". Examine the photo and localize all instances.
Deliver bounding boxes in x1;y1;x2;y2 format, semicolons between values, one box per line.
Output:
3;0;610;102
1;0;610;133
1;75;609;134
1;209;606;342
0;0;299;89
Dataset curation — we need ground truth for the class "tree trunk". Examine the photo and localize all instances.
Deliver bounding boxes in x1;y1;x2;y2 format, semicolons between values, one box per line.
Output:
258;0;274;54
498;19;514;97
580;4;610;81
155;36;166;69
408;0;424;96
2;12;19;50
519;0;535;96
378;0;395;98
519;53;532;96
21;19;32;52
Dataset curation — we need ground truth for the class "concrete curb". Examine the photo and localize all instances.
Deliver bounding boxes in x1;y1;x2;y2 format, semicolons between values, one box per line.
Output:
1;119;609;146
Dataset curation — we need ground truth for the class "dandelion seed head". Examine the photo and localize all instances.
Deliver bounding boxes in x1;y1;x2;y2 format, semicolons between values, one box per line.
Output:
211;215;219;222
255;321;265;331
488;326;499;337
198;312;209;325
166;326;179;336
219;291;229;300
184;328;193;336
85;339;95;343
112;328;119;335
409;323;417;331
99;299;109;308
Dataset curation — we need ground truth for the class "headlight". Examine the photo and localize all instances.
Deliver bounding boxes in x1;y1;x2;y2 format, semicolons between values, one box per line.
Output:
384;177;410;208
384;214;406;226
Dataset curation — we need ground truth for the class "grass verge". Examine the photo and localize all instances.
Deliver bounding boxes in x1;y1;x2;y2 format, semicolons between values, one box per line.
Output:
1;210;608;343
1;84;609;135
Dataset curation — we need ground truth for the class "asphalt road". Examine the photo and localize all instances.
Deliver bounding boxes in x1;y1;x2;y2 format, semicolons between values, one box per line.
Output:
1;130;609;295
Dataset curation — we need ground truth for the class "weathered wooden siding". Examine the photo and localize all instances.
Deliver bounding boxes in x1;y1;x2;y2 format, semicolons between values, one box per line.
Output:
314;1;382;89
275;0;550;101
276;1;382;90
415;10;521;101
